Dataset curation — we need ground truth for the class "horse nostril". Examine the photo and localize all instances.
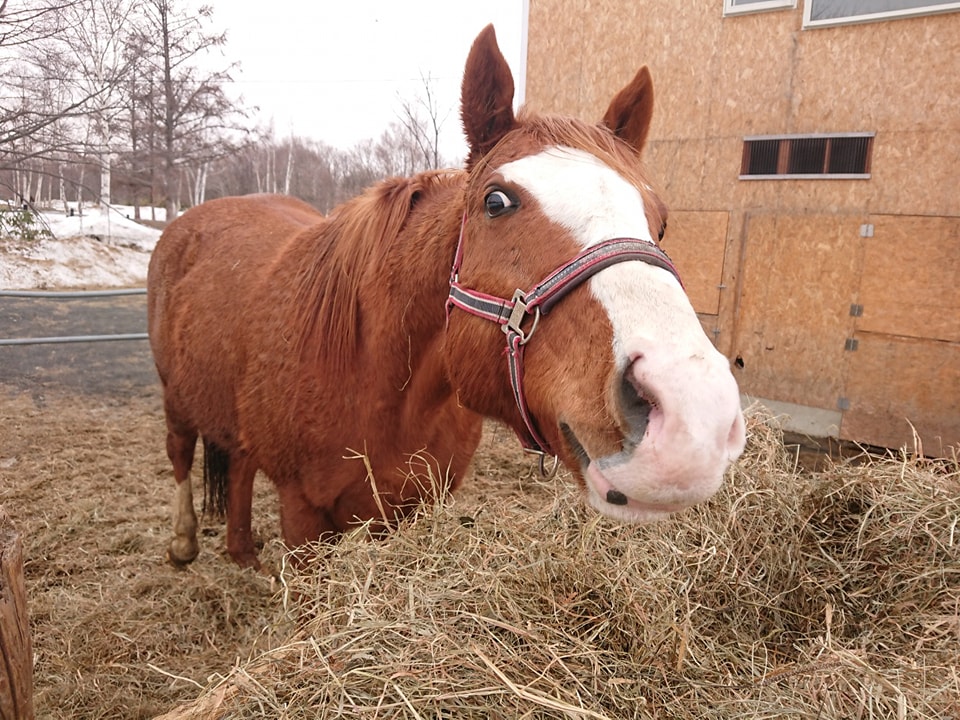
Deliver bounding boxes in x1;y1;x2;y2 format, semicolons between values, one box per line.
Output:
606;489;629;505
619;372;651;448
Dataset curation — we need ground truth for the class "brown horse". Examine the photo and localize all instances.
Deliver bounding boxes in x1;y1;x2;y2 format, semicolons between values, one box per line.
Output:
147;25;746;569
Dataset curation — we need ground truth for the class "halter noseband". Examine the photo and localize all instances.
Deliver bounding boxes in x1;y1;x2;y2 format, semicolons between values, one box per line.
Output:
446;212;683;465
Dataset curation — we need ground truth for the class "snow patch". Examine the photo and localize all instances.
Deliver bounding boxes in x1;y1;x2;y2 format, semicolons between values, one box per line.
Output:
0;204;164;289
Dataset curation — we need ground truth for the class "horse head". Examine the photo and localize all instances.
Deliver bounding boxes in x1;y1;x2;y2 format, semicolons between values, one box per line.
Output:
447;25;747;522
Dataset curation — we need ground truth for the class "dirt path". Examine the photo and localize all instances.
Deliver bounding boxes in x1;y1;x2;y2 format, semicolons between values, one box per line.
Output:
0;293;157;399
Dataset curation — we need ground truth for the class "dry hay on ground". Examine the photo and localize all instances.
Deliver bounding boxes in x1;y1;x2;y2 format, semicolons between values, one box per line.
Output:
1;389;957;719
0;389;287;719
0;388;542;719
157;409;960;720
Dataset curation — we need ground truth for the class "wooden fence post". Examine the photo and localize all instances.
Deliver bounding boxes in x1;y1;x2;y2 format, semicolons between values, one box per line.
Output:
0;509;33;720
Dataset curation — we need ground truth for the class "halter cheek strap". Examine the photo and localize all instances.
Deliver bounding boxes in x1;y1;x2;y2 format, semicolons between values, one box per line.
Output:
446;213;683;461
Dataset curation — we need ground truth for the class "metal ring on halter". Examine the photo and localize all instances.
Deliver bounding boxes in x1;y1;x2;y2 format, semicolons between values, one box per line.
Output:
526;449;560;480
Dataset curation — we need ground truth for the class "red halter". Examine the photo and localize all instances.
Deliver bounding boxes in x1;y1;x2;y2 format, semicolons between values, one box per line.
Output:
446;212;683;461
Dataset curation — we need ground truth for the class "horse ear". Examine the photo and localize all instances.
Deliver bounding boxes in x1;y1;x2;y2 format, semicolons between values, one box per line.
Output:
460;24;516;167
601;66;655;154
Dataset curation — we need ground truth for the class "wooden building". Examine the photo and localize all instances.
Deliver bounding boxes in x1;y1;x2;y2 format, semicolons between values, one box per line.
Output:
522;0;960;454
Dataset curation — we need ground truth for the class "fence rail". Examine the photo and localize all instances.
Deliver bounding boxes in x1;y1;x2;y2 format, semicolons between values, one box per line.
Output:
0;288;146;298
0;288;148;346
0;333;148;346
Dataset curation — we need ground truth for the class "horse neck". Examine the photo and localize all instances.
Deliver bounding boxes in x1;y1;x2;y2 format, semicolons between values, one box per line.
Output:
378;181;465;347
338;179;471;429
291;173;464;372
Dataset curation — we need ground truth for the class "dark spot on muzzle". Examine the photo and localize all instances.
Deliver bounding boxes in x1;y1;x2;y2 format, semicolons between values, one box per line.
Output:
606;489;629;506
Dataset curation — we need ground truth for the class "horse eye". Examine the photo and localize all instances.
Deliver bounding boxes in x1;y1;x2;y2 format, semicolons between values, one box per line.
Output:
658;222;667;241
484;190;515;218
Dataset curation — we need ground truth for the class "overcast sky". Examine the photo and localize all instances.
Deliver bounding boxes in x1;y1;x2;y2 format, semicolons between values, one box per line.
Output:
206;1;528;161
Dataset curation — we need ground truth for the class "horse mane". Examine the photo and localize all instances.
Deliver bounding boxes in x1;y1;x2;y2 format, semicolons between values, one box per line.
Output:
515;110;638;172
507;111;667;231
293;171;458;370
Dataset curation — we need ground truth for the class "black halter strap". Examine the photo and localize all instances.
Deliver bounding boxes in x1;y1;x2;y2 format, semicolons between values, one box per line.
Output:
446;213;683;459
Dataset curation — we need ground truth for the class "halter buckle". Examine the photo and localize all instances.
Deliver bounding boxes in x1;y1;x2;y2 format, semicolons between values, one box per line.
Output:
504;289;540;345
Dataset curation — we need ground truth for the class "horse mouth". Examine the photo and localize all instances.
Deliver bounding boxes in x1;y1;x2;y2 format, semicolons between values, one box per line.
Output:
560;422;591;469
560;418;677;515
559;374;653;479
559;397;687;519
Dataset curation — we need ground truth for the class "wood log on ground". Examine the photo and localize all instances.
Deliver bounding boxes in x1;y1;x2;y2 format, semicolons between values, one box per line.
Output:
0;508;33;720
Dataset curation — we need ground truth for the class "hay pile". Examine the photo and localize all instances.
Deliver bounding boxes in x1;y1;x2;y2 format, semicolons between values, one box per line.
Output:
0;390;287;718
160;412;960;719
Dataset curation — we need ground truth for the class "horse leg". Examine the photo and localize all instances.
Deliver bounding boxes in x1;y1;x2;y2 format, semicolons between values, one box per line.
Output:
275;481;336;559
226;455;260;569
166;428;200;566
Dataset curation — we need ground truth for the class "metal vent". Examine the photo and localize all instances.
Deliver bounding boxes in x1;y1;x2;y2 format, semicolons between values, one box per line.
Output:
741;133;874;178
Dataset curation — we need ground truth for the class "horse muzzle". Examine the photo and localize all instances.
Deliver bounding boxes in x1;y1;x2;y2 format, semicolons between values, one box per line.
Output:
566;341;747;522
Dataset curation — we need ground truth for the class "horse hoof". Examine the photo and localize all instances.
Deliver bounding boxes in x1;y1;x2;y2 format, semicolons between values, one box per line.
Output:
168;537;199;567
229;552;262;571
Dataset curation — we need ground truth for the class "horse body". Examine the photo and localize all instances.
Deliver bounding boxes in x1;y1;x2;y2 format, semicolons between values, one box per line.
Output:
237;176;483;545
148;26;746;569
149;195;315;447
150;183;482;566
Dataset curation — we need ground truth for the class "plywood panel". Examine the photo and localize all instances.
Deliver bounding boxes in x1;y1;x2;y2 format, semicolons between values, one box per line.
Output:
858;216;960;342
659;211;728;315
732;213;864;410
870;130;960;216
526;2;960;218
525;0;585;114
841;332;960;454
793;13;960;133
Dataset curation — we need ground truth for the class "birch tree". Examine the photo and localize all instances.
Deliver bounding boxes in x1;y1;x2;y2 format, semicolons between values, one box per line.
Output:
56;0;139;207
135;0;247;219
0;0;99;197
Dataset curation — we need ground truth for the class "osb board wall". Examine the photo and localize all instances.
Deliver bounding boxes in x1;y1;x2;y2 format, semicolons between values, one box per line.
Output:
525;0;796;136
525;0;960;217
730;213;864;410
857;216;960;343
659;211;728;315
525;1;960;449
841;333;959;453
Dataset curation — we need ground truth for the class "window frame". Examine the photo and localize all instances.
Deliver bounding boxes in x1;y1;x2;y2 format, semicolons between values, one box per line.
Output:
739;132;875;180
802;0;960;28
723;0;797;16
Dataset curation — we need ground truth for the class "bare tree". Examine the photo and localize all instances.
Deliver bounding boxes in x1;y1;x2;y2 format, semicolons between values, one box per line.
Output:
131;0;249;218
201;117;450;217
0;0;153;220
395;70;449;171
0;1;106;175
56;0;140;207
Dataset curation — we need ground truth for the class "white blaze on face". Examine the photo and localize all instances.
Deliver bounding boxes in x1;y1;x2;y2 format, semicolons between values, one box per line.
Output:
499;146;659;248
497;146;746;522
496;145;705;368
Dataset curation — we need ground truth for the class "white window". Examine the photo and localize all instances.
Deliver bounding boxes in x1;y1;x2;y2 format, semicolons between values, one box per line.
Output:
724;0;796;15
803;0;960;27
